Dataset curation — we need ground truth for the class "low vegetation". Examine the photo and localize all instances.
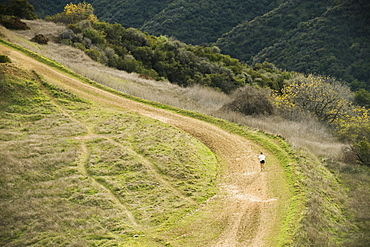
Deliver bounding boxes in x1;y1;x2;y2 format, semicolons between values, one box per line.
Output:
0;15;29;30
30;33;48;44
0;54;11;63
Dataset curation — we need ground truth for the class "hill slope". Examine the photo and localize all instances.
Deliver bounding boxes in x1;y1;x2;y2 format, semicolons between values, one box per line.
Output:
0;39;297;245
139;0;282;45
29;0;175;29
29;0;281;45
28;0;370;88
216;0;370;87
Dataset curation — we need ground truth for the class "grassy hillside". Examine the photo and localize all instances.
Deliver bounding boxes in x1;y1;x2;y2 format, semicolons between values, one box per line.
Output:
0;38;303;245
216;0;336;62
0;63;221;246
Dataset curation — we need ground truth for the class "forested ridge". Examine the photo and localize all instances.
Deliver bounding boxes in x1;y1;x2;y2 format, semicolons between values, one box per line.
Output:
29;0;282;45
24;0;370;91
217;0;370;92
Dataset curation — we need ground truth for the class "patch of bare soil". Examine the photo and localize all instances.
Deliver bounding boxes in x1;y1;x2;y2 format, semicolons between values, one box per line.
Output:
0;40;278;246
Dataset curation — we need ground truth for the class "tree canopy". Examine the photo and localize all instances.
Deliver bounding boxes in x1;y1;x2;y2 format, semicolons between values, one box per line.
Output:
0;0;37;19
45;2;97;24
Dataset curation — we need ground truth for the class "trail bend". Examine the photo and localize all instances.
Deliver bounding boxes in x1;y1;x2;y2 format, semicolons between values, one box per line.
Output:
0;43;278;246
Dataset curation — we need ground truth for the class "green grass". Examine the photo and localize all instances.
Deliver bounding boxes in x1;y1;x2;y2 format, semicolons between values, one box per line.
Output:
0;63;220;246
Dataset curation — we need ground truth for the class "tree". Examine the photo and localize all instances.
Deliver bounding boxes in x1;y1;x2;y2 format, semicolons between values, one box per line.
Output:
336;108;370;166
355;89;370;108
82;28;105;44
45;2;97;24
64;2;97;23
0;0;37;19
277;73;370;166
275;74;354;123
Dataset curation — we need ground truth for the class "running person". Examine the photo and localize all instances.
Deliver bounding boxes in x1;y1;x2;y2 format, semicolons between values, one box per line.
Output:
258;152;266;171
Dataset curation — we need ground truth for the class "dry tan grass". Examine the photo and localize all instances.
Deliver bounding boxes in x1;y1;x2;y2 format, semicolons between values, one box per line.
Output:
213;110;346;159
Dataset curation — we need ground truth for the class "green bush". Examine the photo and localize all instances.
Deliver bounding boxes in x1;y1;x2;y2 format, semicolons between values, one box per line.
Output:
338;121;370;167
82;28;105;44
0;15;29;30
85;48;104;63
30;34;49;45
355;89;370;108
0;55;12;63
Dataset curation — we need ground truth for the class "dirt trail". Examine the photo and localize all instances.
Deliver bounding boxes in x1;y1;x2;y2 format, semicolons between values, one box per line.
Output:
0;43;278;246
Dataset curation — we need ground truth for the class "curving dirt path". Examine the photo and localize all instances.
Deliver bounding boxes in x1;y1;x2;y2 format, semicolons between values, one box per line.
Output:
0;43;278;246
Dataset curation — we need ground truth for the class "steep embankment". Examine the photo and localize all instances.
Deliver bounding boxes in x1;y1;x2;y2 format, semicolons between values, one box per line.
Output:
0;39;297;246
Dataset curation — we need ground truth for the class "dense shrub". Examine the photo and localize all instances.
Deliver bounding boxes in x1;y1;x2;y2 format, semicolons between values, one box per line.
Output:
355;89;370;108
0;55;11;63
30;34;49;44
82;28;105;44
222;85;275;115
336;108;370;166
85;48;104;63
0;15;29;30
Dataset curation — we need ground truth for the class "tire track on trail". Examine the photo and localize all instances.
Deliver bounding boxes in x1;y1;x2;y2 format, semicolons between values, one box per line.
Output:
1;43;280;246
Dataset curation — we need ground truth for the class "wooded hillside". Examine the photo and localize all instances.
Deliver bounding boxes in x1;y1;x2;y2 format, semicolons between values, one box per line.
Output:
28;0;370;93
216;0;370;91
